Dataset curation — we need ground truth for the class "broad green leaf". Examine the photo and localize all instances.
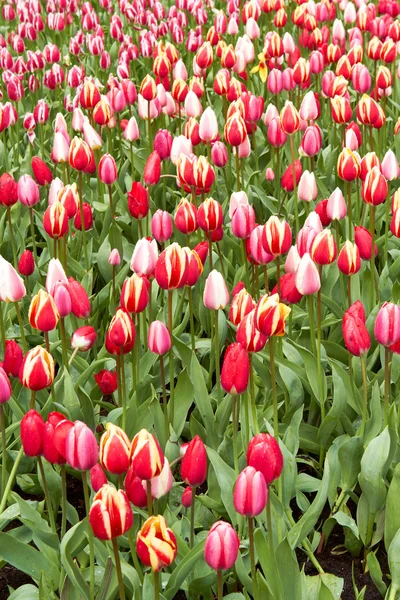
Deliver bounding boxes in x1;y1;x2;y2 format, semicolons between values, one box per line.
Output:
359;427;390;513
366;551;387;597
8;585;39;600
190;354;217;448
60;519;90;600
206;447;237;525
385;462;400;550
163;539;206;600
388;528;400;592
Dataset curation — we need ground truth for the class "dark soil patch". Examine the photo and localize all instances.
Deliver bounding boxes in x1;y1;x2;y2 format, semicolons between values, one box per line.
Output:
0;565;33;599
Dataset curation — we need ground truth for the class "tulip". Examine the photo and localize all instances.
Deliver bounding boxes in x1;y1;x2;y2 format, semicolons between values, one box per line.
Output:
182;487;193;508
204;521;240;570
199;107;219;142
354;226;378;260
18;250;35;276
310;230;337;265
100;423;131;475
28;289;60;331
180;435;207;487
21;409;45;457
89;484;133;542
155;243;188;290
174;199;198;235
65;421;99;471
32;156;53;186
204;270;230;310
337;148;361;181
128;182;149;220
90;464;108;492
374;303;400;347
326;188;347;220
233;466;268;516
0;173;18;207
124;469;148;508
43;412;68;465
144;151;161;186
298;171;318;202
3;340;23;378
262;216;292;257
198;197;223;232
20;346;55;391
154;130;172;160
0;256;26;303
342;309;371;357
67;277;90;319
130;429;164;482
0;368;12;404
136;515;177;571
105;308;136;355
221;343;250;394
246;433;283;484
43;201;69;239
108;249;121;267
120;274;150;314
224;112;247;147
229;288;255;326
381;150;399;181
17;174;40;207
68;137;92;171
131;238;158;276
231;205;256;238
362;167;388;206
337;241;361;275
95;370;118;395
148;321;171;355
295;253;321;295
98;154;118;185
152;210;173;243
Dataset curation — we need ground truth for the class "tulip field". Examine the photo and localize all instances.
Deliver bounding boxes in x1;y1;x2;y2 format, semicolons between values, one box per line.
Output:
2;0;400;598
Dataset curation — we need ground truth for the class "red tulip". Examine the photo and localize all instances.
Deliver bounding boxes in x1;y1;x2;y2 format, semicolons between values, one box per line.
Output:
21;409;45;457
89;484;133;540
180;435;207;487
246;433;283;484
95;370;118;395
221;343;250;395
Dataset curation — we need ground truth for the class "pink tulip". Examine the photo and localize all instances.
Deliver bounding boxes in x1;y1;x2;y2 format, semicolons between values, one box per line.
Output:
18;174;40;207
374;302;400;346
130;238;158;276
231;204;256;238
152;209;173;243
0;256;26;302
203;270;230;310
170;135;192;165
185;91;203;118
108;249;121;266
229;191;249;219
199;107;218;142
98;154;118;185
295;253;321;295
233;466;268;517
299;91;319;121
0;367;12;404
48;178;64;205
45;258;68;295
123;116;140;141
52;131;70;163
285;245;301;274
148;320;171;355
327;188;347;220
204;521;240;570
211;141;228;167
150;457;173;499
65;421;98;471
382;150;399;181
298;171;318;202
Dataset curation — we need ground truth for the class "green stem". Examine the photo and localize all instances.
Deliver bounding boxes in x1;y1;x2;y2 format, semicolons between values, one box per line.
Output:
217;570;223;600
60;465;67;538
29;209;38;269
232;395;239;474
249;355;258;435
360;354;368;435
0;407;7;499
265;494;274;551
154;570;160;600
112;538;126;600
248;517;258;600
37;456;57;534
289;135;299;233
121;356;127;431
168;291;174;421
79;171;89;272
128;530;143;582
68;347;79;367
59;318;69;371
370;206;376;311
188;287;195;353
388;586;399;600
242;239;250;289
14;302;27;352
0;447;23;514
307;295;317;356
384;347;391;427
269;338;279;441
190;486;196;548
82;471;95;600
160;356;169;445
384;191;390;264
316;290;325;466
215;310;221;404
146;480;153;516
235;150;240;191
111;265;116;314
7;207;18;268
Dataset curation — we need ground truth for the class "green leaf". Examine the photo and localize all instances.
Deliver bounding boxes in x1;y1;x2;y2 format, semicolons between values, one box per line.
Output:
206;447;237;525
8;585;39;600
190;354;217;448
275;538;301;600
318;361;347;447
255;529;283;600
0;532;58;590
388;528;400;592
385;462;400;550
366;551;387;597
359;427;391;513
60;519;90;599
163;539;206;600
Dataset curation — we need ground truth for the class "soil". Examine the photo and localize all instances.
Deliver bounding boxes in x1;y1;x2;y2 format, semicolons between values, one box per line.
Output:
0;566;33;599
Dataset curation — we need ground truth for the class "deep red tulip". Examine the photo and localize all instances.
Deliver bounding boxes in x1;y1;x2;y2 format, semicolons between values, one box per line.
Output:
180;435;207;487
95;370;118;395
221;343;250;395
89;484;133;540
246;433;283;484
21;410;45;457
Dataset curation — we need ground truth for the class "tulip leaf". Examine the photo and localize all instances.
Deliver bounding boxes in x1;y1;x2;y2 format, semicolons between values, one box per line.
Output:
60;519;91;600
0;532;58;590
163;539;206;600
317;361;347;447
190;354;217;448
359;427;390;514
388;528;400;592
8;585;39;600
385;462;400;550
206;447;237;525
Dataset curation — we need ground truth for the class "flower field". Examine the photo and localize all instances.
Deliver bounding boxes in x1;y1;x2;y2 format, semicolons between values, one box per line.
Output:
1;0;400;597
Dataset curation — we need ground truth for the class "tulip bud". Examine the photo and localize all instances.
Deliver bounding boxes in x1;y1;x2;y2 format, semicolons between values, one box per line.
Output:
174;199;198;234
68;137;92;171
98;154;118;185
155;243;188;290
90;464;108;492
204;270;230;310
18;175;40;208
3;340;23;378
0;173;18;207
246;433;283;484
280;100;300;135
327;188;347;220
354;226;378;260
150;457;173;499
233;466;268;516
229;288;255;325
144;151;161;186
18;250;35;276
130;429;164;480
182;487;193;508
262;216;292;257
362;167;388;206
342;306;371;356
0;367;12;404
124;469;148;508
136;515;177;571
29;289;60;331
95;370;117;395
255;293;291;336
71;326;97;351
204;521;240;570
337;148;361;181
100;423;131;475
43;201;69;238
21;409;45;457
310;230;337;265
295;253;321;295
120;274;150;314
89;484;133;540
152;210;173;243
180;435;207;487
221;343;250;394
337;241;361;275
105;308;136;355
128;182;149;220
32;156;53;186
197;197;223;232
65;421;99;471
231;204;256;238
298;171;318;202
148;321;171;355
108;249;121;266
374;302;400;346
20;346;55;391
211;142;228;167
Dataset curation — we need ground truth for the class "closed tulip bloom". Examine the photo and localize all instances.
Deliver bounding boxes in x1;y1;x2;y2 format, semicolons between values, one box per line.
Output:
124;469;148;508
18;174;40;207
29;289;60;331
354;226;378;260
100;423;131;475
360;153;381;182
299;125;322;157
130;429;164;480
299;91;319;121
20;346;55;391
3;340;23;378
105;308;136;355
154;130;173;160
43;201;69;239
204;521;240;570
381;150;398;181
95;370;118;395
128;182;149;219
268;117;287;148
144;151;161;186
255;293;291;337
229;288;255;325
199;107;218;142
150;457;173;499
221;343;250;394
281;160;302;193
0;173;18;207
248;226;274;265
311;230;337;265
182;487;193;508
211;141;228;167
174;199;198;234
71;326;97;351
98;154;117;185
204;270;230;310
31;156;52;186
68;277;91;319
362;167;388;206
123;116;140;142
295;253;321;295
297;226;319;259
90;464;108;492
137;515;177;571
342;309;371;357
246;433;283;484
181;435;207;486
298;171;318;202
326;188;347;220
131;238;158;276
43;412;69;465
330;96;352;124
121;274;150;314
390;209;400;238
224;112;247;147
90;484;133;540
108;249;121;266
152;210;173;243
0;256;26;302
262;216;292;257
80;79;101;109
337;241;361;275
280;100;300;135
21;410;45;457
337;148;361;181
231;204;256;238
65;421;99;471
236;309;268;352
57;183;79;217
198;197;223;232
148;321;171;355
233;466;268;517
18;250;35;276
68;137;92;171
0;367;12;404
374;302;400;346
155;243;188;290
